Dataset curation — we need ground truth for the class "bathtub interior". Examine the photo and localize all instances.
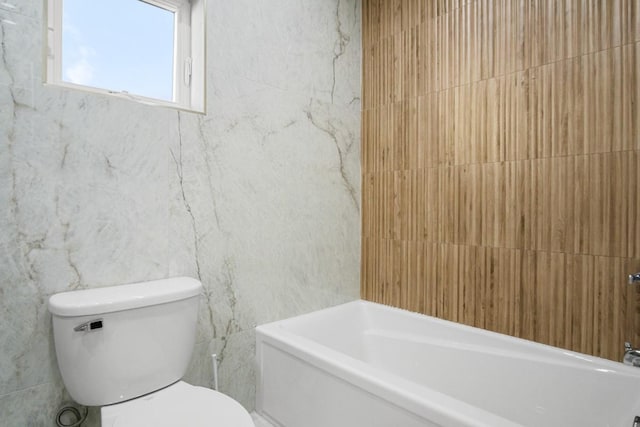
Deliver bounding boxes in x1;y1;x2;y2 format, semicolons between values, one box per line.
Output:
277;300;603;363
365;329;640;427
259;300;640;427
272;300;371;360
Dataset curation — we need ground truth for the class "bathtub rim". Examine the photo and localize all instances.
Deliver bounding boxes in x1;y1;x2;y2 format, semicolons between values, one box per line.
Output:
260;299;640;375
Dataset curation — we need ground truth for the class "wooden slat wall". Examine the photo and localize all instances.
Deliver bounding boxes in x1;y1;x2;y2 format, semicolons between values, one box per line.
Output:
361;0;640;361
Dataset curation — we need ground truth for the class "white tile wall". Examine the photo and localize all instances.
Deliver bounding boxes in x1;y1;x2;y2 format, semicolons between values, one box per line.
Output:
0;0;361;425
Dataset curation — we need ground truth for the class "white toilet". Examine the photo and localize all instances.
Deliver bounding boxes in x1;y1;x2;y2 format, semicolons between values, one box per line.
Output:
48;277;255;427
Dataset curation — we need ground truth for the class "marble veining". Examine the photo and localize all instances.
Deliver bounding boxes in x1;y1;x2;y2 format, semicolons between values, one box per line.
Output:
304;100;359;211
0;0;360;425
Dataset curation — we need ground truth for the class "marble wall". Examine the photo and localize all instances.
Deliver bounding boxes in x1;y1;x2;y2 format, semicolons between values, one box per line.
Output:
0;0;361;425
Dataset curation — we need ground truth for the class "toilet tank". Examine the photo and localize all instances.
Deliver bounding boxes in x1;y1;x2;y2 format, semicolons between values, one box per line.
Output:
48;277;202;406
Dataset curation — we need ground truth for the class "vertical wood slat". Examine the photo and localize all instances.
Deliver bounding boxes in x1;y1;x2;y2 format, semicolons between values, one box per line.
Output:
361;0;640;361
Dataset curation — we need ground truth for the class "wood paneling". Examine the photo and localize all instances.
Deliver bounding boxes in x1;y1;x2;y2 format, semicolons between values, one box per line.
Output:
361;0;640;361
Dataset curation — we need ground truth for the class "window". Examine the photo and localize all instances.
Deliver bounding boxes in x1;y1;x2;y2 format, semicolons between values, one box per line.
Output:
46;0;205;112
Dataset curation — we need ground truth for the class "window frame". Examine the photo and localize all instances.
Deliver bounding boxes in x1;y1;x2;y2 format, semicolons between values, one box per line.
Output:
44;0;205;113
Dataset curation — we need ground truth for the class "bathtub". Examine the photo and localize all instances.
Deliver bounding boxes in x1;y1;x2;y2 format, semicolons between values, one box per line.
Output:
255;300;640;427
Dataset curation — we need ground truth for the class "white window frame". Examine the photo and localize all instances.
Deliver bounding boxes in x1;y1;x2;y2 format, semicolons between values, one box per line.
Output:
45;0;205;113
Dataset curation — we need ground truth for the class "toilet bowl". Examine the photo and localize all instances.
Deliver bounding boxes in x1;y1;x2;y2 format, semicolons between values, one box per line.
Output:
101;381;254;427
48;277;254;427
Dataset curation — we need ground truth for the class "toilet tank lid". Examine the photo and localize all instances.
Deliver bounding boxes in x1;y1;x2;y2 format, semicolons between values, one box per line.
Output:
48;277;202;317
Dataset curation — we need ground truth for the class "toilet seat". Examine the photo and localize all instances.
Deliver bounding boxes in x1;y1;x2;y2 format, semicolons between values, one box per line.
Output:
101;381;255;427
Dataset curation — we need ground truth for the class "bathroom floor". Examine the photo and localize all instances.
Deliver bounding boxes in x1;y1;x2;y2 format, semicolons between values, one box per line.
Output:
251;412;274;427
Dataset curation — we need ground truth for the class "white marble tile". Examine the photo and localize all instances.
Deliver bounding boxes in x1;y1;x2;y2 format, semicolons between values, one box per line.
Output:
0;382;65;427
168;76;360;342
0;0;41;20
0;0;361;420
8;97;172;288
0;382;101;427
0;16;40;107
209;1;343;102
214;329;257;410
184;329;257;411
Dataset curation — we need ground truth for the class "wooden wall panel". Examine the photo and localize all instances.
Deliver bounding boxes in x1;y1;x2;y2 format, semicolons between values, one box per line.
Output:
361;0;640;361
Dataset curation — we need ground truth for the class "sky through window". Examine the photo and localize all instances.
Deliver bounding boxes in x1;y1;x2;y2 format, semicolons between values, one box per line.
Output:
62;0;175;101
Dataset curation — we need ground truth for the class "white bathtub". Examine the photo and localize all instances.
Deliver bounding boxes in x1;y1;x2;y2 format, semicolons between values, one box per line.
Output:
256;300;640;427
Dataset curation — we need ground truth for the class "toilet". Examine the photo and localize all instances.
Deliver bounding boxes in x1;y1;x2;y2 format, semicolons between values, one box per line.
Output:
48;277;255;427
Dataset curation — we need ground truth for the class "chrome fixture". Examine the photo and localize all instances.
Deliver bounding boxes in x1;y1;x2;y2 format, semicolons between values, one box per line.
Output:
629;273;640;285
73;319;103;332
634;415;640;427
623;342;640;367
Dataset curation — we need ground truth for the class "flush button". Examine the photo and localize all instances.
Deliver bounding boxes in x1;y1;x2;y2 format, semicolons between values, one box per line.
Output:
90;320;103;330
74;318;103;332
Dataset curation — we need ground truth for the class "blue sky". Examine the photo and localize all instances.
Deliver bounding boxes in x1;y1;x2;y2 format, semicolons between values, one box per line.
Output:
62;0;175;101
